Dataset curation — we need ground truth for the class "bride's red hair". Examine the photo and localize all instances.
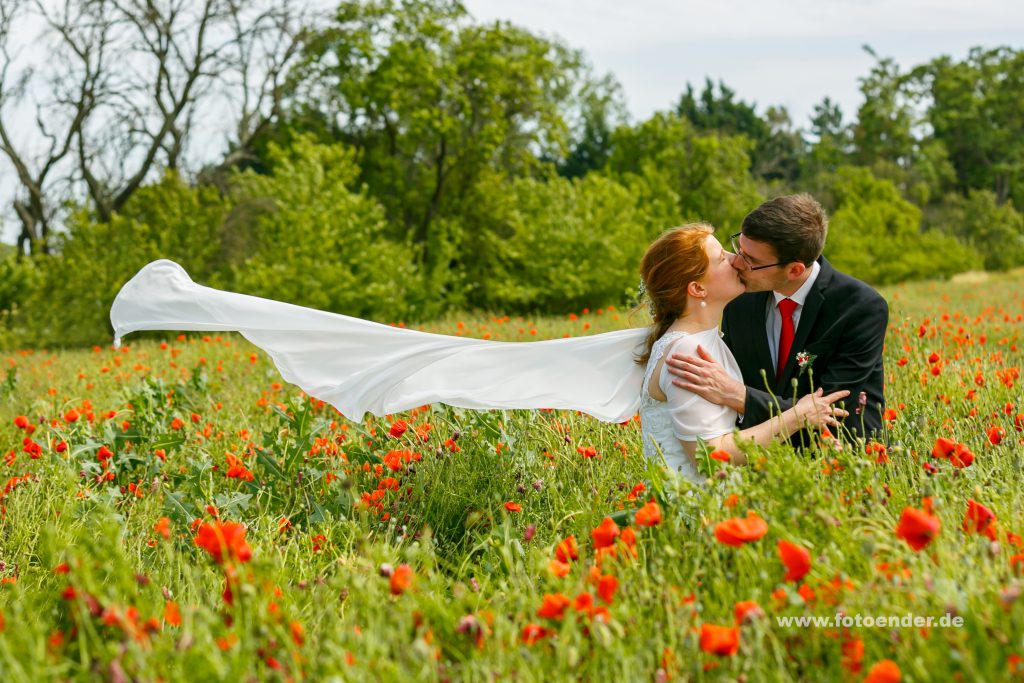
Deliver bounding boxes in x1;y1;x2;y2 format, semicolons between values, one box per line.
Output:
635;223;714;365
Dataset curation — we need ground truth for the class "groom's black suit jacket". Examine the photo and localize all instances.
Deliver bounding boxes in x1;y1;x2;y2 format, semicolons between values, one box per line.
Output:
721;256;888;442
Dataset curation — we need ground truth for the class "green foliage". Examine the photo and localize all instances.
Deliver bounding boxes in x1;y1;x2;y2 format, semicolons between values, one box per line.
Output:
933;190;1024;271
605;112;763;238
824;167;979;284
16;173;232;347
228;137;422;320
458;172;650;311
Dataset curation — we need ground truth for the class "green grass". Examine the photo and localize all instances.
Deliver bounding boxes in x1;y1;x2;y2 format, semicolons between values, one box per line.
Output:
1;271;1023;681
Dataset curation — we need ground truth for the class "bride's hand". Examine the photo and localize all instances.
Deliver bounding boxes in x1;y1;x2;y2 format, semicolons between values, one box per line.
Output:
794;388;850;429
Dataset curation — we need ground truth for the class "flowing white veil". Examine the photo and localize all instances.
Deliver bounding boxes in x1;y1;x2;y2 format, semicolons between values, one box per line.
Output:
109;260;650;423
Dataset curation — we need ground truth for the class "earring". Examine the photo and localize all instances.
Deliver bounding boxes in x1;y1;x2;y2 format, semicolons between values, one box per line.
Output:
700;300;707;308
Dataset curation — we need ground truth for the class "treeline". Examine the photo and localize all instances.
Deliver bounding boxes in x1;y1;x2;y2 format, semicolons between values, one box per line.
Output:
0;0;1022;347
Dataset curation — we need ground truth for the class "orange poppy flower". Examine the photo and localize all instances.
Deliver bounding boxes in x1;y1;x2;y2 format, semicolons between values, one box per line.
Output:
555;535;579;563
864;659;901;683
592;517;620;549
777;540;811;582
537;593;571;620
504;502;521;513
963;499;997;540
699;623;739;656
733;600;763;625
597;575;618;604
194;521;252;565
520;623;551;645
895;504;940;551
714;511;768;547
635;500;662;528
389;564;414;595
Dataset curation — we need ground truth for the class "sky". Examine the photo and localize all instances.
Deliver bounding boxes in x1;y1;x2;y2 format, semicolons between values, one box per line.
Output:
463;0;1024;126
3;0;1024;245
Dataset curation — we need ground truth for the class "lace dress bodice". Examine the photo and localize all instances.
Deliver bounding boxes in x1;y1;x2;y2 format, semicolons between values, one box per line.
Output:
639;328;742;484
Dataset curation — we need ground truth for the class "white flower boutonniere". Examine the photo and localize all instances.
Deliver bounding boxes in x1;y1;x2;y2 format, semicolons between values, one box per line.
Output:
796;351;817;376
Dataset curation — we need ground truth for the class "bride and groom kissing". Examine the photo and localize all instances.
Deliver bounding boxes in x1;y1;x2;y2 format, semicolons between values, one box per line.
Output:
110;193;887;483
636;193;887;482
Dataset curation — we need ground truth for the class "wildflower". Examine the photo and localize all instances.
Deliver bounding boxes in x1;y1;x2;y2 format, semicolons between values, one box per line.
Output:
864;659;901;683
389;421;408;438
194;521;252;564
634;500;662;527
895;499;940;551
777;540;811;582
537;593;571;620
963;499;997;540
733;600;763;625
555;535;579;563
699;623;739;656
504;501;521;513
389;564;414;595
591;517;620;549
714;511;768;547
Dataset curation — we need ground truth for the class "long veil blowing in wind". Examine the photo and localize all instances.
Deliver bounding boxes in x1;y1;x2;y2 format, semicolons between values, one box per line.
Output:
110;260;649;423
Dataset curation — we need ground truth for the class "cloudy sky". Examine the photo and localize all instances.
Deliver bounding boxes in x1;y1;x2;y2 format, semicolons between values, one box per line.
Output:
2;0;1024;244
464;0;1024;126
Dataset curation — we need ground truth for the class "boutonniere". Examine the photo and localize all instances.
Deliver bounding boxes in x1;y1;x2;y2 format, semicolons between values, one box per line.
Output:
796;351;817;376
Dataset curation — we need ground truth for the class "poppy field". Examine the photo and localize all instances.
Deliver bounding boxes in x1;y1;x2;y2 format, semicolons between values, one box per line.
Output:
2;272;1024;682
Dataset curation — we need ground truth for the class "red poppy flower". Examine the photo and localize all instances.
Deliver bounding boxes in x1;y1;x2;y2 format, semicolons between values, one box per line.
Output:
389;564;414;595
709;449;731;462
520;623;551;645
576;445;598;458
537;593;571;620
895;503;940;551
699;623;739;656
64;409;80;423
777;540;811;582
591;517;620;549
931;437;956;458
504;501;521;513
634;500;662;528
733;600;763;625
13;415;30;429
962;499;997;540
597;575;618;604
864;659;901;683
555;535;579;563
987;426;1005;445
194;521;252;564
388;421;408;438
714;512;768;547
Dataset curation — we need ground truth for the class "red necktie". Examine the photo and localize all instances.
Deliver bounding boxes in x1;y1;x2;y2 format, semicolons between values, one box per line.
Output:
777;298;798;381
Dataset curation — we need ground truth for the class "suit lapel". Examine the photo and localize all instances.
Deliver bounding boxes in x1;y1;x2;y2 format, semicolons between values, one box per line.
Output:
746;292;774;387
775;257;834;390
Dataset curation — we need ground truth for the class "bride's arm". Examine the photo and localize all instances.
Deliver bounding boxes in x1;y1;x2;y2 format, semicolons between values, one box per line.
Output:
680;388;850;465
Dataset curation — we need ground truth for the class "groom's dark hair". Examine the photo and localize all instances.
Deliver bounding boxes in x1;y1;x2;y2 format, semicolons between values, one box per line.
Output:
741;194;827;266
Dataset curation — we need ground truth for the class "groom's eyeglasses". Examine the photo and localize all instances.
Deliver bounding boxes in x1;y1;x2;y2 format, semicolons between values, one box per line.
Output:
730;233;787;271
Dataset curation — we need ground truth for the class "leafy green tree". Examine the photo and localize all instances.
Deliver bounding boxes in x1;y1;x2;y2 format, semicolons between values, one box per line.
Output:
605;112;763;238
229;137;422;321
916;47;1024;206
19;173;232;347
457;172;650;312
823;166;979;284
932;190;1024;271
276;0;588;294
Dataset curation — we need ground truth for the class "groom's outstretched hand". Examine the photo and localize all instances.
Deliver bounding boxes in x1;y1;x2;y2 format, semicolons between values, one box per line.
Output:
665;345;747;414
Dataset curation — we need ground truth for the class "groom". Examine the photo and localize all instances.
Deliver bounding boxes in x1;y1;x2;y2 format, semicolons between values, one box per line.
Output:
665;193;888;442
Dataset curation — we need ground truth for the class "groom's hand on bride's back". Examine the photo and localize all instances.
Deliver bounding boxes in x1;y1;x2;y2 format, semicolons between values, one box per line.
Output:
665;345;747;414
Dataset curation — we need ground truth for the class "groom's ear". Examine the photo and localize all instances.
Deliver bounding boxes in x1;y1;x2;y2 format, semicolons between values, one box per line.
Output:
784;262;807;281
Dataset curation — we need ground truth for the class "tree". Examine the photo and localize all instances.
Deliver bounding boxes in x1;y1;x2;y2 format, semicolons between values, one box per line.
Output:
0;0;307;255
916;47;1024;206
281;0;587;290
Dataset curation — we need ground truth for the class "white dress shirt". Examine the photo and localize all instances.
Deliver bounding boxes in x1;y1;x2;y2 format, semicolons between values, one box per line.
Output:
765;261;821;374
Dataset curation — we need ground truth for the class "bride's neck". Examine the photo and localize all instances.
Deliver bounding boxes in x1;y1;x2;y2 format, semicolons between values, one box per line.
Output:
668;302;725;333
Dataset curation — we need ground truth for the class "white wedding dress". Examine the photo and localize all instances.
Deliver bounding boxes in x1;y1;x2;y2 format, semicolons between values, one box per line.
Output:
110;260;740;477
638;328;742;484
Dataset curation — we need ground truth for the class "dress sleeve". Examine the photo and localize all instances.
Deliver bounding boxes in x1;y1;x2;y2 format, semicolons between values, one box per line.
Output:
658;335;736;442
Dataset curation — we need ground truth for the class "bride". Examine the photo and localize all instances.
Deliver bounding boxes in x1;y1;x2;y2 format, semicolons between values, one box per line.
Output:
635;224;846;483
110;224;846;484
